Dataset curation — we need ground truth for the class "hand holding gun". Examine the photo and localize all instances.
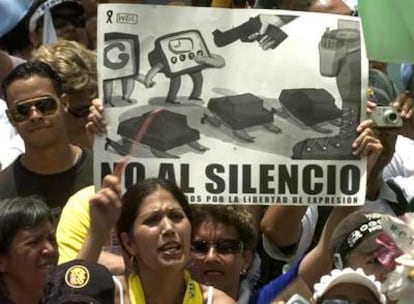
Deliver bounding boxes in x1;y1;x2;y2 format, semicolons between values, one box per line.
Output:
213;15;296;49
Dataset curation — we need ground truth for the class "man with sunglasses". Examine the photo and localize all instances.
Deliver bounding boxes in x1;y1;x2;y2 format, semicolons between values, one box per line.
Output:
32;39;97;149
0;60;93;218
28;0;88;48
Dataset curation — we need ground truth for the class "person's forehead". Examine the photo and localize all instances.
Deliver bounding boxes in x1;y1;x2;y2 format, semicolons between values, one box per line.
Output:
137;189;183;214
14;221;54;241
193;218;238;239
6;76;57;104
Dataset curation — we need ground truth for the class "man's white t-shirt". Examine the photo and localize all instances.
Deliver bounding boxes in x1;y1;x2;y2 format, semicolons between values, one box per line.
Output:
0;54;25;170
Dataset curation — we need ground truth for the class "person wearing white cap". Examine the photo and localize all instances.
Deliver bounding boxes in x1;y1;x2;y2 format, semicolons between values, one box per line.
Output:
313;268;387;304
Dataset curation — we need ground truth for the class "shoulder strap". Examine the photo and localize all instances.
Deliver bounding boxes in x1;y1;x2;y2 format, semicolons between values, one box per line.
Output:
112;276;125;304
207;286;214;304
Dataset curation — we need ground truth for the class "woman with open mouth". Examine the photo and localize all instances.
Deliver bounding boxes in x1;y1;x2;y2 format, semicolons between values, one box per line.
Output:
81;174;235;304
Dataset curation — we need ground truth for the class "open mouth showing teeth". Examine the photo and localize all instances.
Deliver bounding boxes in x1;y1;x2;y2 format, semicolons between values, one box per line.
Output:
159;242;181;254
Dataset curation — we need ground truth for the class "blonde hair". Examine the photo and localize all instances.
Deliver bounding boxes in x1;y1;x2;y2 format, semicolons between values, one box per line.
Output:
31;39;97;98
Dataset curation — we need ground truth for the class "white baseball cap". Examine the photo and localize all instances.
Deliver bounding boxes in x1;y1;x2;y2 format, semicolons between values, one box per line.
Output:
313;268;387;304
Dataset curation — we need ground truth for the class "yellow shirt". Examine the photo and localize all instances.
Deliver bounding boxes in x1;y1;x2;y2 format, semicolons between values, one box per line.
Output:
56;186;94;264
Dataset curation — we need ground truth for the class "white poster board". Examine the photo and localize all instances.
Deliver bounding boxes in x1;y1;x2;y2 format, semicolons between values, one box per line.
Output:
96;4;368;205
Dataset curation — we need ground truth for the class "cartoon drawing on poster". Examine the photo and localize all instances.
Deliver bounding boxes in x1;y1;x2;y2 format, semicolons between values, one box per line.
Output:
290;21;362;160
204;16;361;156
203;93;282;143
102;32;143;107
96;5;368;205
212;14;295;49
105;109;209;158
144;30;225;104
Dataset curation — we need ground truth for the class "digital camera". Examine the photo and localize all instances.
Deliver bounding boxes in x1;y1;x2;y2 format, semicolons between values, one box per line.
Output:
367;106;403;128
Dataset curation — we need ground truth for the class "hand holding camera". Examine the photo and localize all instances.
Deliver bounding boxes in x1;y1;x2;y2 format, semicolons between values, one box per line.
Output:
367;106;403;128
366;87;402;128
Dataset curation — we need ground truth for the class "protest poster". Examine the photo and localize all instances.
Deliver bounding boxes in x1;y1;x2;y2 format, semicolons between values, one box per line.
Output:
96;4;368;205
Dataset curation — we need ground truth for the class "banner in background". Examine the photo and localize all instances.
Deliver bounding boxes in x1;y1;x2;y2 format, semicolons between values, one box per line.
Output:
359;0;414;63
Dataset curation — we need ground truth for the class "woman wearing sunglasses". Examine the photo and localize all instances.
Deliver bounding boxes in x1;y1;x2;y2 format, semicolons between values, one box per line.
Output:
189;205;312;304
81;175;235;304
189;205;258;303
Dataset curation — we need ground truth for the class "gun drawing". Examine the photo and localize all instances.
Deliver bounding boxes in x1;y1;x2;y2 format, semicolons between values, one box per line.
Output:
213;15;296;48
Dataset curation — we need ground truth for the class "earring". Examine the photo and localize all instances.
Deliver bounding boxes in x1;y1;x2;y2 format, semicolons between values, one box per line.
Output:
240;269;247;276
130;255;137;264
129;255;137;270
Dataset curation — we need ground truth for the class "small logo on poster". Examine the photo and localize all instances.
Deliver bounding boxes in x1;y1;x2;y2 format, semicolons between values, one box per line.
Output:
117;13;138;24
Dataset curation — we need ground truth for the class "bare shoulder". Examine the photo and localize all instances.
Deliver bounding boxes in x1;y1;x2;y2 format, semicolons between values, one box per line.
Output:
200;284;236;304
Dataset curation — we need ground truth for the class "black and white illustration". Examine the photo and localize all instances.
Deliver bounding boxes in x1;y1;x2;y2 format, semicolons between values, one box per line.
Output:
290;20;362;160
212;14;296;49
145;30;225;104
105;107;209;158
96;5;368;205
102;32;142;106
203;93;281;143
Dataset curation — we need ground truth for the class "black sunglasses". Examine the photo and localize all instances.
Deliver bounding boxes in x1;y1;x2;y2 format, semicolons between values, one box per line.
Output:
8;96;58;122
191;239;243;256
68;105;90;118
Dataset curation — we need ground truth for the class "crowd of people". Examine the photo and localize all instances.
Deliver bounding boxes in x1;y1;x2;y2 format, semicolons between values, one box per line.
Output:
0;0;413;303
